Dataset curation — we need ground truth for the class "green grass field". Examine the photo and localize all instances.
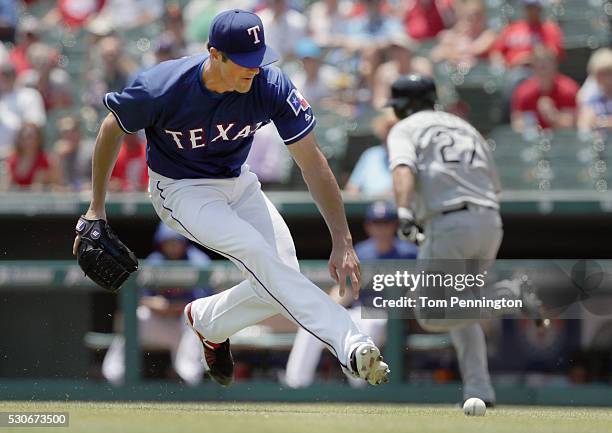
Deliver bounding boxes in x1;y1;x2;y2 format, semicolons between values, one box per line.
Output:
1;401;611;433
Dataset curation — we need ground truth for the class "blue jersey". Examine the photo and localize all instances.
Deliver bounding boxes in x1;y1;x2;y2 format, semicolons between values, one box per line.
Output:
104;54;316;179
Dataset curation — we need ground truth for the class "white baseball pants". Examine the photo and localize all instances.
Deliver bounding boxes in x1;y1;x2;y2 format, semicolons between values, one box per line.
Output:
148;166;373;372
418;207;503;403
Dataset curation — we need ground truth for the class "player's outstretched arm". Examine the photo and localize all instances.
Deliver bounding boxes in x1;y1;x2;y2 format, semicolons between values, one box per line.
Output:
392;165;416;211
72;113;125;254
287;131;361;299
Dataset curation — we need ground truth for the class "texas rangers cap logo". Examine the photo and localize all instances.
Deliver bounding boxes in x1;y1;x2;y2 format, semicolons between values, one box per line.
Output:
247;25;261;44
286;89;310;116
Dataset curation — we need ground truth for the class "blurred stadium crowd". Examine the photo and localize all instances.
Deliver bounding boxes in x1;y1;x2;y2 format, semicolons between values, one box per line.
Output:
0;0;610;193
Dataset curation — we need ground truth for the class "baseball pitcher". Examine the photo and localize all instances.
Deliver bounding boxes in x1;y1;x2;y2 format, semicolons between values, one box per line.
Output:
73;9;389;388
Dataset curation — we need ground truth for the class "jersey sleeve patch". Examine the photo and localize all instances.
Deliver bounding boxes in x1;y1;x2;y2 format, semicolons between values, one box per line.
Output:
269;68;317;145
286;89;311;116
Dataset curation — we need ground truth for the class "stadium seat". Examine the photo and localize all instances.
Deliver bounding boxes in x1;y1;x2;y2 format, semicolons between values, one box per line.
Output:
546;162;594;190
499;164;541;190
436;62;504;134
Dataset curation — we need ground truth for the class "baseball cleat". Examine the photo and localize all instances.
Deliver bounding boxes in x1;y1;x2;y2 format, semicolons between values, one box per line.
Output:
185;302;234;386
350;344;390;385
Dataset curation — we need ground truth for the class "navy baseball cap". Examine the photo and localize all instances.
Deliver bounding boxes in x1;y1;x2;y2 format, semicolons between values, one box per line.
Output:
208;9;279;68
365;201;398;223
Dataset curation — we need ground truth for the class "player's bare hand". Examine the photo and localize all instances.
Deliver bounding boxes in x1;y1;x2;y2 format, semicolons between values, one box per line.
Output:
328;244;361;300
72;208;107;255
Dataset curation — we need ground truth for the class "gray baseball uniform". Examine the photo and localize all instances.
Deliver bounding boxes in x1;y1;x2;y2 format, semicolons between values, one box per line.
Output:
388;110;501;223
388;109;503;402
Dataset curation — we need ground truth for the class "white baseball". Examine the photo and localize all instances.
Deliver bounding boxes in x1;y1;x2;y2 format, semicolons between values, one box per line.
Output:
463;397;486;416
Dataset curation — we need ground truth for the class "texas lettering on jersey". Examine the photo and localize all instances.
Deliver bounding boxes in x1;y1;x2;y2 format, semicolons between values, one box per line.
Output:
164;122;265;149
104;53;316;179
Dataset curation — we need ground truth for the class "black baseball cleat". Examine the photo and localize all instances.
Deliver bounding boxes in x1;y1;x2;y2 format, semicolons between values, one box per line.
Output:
203;339;234;386
185;302;234;386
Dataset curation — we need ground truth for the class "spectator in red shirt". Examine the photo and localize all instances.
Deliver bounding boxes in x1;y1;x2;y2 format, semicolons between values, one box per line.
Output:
511;46;578;132
491;0;563;69
493;0;564;122
5;123;54;190
403;0;455;41
109;133;148;192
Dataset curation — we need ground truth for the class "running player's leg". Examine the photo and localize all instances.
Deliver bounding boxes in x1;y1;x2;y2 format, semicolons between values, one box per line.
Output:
450;218;502;402
417;212;502;402
416;250;496;402
451;323;494;402
416;214;504;331
454;220;501;403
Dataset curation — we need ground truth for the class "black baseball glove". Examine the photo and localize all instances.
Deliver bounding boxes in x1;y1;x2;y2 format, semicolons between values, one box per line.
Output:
75;217;138;292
